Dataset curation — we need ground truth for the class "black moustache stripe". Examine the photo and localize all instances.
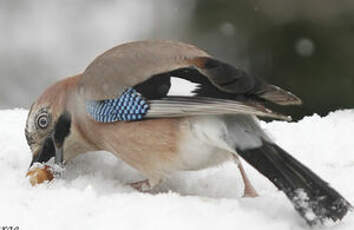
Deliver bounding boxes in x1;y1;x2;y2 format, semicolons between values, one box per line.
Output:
31;136;55;166
53;111;72;148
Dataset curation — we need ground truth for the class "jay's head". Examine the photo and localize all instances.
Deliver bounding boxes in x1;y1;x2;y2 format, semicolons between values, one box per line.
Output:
25;75;80;167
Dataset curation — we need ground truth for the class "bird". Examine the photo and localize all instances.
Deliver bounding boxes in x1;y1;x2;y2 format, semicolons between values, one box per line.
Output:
25;40;351;225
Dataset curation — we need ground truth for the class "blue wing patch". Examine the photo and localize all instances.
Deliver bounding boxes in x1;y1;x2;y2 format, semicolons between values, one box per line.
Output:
86;88;149;123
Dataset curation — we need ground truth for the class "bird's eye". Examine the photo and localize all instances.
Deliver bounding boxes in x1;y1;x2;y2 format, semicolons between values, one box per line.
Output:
37;113;49;129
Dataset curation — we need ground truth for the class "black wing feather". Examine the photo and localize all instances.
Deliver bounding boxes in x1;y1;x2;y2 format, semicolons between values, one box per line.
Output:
133;57;301;105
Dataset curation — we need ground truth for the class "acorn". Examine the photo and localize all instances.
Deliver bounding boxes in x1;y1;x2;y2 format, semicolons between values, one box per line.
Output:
26;165;54;186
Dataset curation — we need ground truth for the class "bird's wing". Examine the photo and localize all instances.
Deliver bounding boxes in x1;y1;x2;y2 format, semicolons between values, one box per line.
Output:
78;40;301;105
80;40;301;122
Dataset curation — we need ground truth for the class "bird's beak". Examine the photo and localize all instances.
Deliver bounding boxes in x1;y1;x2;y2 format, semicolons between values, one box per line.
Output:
29;111;72;168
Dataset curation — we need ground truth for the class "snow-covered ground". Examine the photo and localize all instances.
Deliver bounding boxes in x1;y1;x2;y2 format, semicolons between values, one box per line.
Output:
0;109;353;229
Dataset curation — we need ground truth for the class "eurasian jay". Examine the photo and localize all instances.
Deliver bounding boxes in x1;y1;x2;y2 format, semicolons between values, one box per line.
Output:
24;40;351;225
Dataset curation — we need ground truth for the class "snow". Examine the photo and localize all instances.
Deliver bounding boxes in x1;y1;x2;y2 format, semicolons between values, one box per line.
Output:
0;109;353;229
295;38;315;57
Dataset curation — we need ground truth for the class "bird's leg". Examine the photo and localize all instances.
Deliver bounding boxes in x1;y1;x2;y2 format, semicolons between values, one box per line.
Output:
233;155;258;198
129;179;152;192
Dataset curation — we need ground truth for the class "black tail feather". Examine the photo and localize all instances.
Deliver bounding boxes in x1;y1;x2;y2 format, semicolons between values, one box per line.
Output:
237;141;352;226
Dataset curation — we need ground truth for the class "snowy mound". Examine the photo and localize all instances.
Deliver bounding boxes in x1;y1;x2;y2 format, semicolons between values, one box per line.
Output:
0;109;353;229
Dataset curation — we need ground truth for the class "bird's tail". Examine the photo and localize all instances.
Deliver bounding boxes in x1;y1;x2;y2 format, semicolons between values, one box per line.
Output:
237;140;352;225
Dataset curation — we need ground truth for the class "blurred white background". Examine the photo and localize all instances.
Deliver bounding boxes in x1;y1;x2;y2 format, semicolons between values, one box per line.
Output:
0;0;195;108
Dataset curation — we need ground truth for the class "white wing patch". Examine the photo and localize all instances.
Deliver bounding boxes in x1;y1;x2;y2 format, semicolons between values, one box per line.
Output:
167;77;200;96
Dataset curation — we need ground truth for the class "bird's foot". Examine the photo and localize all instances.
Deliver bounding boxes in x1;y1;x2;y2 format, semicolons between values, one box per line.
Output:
234;155;259;198
243;183;258;198
129;179;152;192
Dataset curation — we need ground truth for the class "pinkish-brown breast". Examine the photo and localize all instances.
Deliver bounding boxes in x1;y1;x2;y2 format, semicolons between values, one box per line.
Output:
76;115;184;184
